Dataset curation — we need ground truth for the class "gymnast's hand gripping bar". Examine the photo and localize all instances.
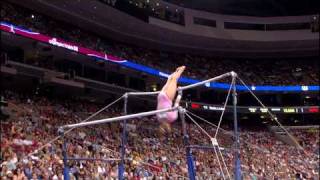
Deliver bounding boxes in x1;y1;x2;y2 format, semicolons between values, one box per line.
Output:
61;106;179;129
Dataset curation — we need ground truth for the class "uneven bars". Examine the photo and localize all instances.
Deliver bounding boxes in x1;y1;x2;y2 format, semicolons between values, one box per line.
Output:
61;72;233;129
178;72;233;91
62;106;179;129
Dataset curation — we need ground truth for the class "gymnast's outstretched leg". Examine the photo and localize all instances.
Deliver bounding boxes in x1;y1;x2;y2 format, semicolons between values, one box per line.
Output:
157;66;185;133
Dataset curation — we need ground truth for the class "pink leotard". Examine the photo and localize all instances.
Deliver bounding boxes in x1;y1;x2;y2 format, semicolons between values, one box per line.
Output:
156;91;178;123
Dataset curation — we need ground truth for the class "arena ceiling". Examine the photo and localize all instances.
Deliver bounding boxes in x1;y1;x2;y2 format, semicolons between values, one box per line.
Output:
165;0;320;16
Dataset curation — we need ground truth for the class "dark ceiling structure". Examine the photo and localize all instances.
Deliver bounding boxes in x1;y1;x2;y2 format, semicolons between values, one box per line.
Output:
165;0;320;16
4;0;319;58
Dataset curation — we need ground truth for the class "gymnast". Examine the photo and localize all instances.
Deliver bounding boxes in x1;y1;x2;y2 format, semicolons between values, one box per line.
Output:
157;66;185;133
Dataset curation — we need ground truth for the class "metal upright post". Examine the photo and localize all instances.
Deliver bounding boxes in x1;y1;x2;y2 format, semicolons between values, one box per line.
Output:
58;128;70;180
231;73;242;180
179;97;196;180
118;93;128;180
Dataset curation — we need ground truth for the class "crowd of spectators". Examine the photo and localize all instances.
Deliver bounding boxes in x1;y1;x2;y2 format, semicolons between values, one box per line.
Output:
1;2;319;86
1;90;319;179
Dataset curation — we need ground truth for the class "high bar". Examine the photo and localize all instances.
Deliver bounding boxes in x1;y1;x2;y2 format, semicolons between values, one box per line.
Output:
178;72;233;91
62;106;179;129
125;72;234;96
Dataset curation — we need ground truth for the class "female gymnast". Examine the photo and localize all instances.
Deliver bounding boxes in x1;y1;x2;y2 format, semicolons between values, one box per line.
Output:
157;66;185;133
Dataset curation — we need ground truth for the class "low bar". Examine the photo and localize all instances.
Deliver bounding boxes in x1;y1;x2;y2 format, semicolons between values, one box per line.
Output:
67;158;122;162
178;72;232;91
187;145;223;151
62;106;179;129
126;91;160;96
